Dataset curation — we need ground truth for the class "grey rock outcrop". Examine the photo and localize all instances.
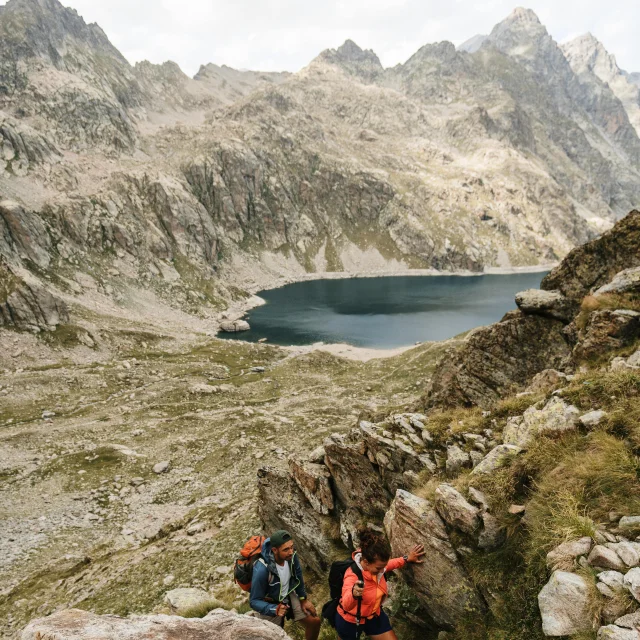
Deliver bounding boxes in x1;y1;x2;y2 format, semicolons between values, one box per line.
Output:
471;444;522;475
0;264;69;331
288;457;334;515
20;608;288;639
502;397;580;449
595;267;640;296
538;571;593;636
574;310;640;361
515;289;578;323
385;490;486;629
434;484;481;536
598;626;640;640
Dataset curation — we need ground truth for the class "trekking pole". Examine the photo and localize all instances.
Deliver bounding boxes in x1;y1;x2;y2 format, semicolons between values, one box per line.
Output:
355;580;364;640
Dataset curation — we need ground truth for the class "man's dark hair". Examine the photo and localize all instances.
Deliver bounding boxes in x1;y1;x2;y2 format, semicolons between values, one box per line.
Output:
358;527;391;563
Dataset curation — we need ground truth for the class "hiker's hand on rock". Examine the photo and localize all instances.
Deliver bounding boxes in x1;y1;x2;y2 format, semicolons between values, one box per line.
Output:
407;544;425;563
276;603;289;617
301;600;316;616
352;582;364;598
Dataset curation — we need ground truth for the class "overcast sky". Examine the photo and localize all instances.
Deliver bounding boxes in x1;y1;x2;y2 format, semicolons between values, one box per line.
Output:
3;0;639;76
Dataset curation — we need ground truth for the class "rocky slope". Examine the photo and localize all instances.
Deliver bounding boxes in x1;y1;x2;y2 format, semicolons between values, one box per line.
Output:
0;1;639;336
257;209;640;639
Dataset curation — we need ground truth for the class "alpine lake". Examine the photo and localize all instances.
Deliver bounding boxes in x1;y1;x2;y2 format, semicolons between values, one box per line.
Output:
219;272;548;349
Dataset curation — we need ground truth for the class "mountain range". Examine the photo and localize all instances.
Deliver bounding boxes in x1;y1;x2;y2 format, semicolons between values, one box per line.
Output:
1;0;639;329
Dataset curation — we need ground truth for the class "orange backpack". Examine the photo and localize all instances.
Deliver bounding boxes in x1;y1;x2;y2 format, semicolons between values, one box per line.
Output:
233;535;266;591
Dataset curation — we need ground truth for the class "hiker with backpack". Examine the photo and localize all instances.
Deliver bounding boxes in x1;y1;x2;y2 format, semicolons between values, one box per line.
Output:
247;530;321;639
330;528;425;640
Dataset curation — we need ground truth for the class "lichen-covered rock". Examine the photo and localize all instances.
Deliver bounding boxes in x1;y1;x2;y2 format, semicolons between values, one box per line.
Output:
538;571;593;636
526;368;569;394
20;608;289;639
624;568;640;602
384;490;486;629
574;310;640;361
257;466;341;575
598;625;640;640
515;289;578;322
589;545;627;572
219;319;250;332
163;588;215;615
0;264;69;332
503;397;580;449
595;267;640;296
542;211;640;299
471;444;522;475
425;312;572;409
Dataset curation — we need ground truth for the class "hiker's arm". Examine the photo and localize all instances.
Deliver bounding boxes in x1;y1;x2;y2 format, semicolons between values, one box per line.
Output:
249;565;277;616
386;557;406;571
293;554;307;599
340;569;359;612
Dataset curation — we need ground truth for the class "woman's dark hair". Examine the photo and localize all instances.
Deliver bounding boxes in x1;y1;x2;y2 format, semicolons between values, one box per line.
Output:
358;527;391;563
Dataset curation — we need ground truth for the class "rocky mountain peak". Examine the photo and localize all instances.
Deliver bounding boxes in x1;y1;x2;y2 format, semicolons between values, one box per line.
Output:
509;6;542;25
562;33;621;79
316;39;383;81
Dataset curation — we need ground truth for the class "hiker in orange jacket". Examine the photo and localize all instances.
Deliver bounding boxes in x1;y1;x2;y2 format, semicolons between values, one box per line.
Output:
336;528;425;640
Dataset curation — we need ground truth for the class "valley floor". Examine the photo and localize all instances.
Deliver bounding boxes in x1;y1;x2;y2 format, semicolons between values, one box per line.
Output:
0;319;456;637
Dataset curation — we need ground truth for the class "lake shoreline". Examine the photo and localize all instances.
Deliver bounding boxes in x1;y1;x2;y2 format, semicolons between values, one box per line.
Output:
216;265;555;360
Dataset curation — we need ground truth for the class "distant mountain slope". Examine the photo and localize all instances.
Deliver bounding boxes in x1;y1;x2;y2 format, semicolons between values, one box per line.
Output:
0;1;639;328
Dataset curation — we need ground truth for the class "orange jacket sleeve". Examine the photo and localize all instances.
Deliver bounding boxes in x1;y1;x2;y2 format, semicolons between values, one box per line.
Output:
386;557;407;572
341;567;359;613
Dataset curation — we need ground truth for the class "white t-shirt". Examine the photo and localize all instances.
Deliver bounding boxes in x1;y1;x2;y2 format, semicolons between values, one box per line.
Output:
276;561;291;597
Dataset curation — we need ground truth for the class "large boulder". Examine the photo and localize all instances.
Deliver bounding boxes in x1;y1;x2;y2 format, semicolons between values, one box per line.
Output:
515;289;578;323
219;319;250;332
538;571;594;636
502;397;580;449
541;210;640;300
424;312;572;409
471;444;522;476
384;490;486;629
20;608;288;639
257;466;341;575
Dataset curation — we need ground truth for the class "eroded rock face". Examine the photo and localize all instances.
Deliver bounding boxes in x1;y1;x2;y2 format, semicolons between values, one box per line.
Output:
288;457;334;515
425;312;572;408
257;465;340;575
384;490;486;629
324;432;392;521
20;608;289;640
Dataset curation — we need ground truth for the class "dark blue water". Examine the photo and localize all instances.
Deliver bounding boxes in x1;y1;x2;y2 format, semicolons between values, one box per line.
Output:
219;273;547;349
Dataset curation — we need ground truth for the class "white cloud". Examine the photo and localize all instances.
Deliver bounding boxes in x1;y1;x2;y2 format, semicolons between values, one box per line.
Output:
1;0;638;75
